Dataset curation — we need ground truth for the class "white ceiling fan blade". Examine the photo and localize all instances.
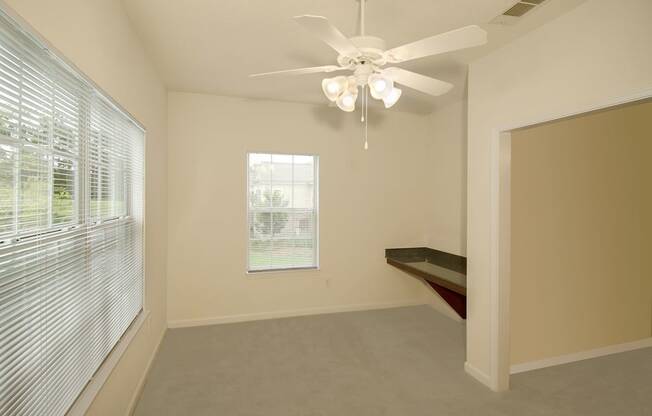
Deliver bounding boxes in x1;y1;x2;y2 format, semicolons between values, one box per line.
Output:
294;15;361;58
383;67;453;97
250;65;347;78
385;25;487;63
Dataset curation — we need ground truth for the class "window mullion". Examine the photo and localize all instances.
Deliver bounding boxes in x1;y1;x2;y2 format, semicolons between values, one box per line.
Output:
47;79;54;229
78;91;90;227
269;155;274;269
14;58;24;236
291;155;295;268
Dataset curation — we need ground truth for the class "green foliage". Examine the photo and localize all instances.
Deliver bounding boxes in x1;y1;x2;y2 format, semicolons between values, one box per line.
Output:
0;111;78;233
250;189;289;236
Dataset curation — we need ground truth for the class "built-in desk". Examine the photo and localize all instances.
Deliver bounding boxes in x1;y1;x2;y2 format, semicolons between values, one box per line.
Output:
386;247;467;319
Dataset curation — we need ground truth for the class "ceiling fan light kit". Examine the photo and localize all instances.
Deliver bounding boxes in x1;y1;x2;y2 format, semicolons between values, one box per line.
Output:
321;76;348;101
251;0;488;148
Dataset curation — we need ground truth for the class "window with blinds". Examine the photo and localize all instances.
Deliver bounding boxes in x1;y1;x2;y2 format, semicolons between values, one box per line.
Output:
0;9;144;416
247;153;319;272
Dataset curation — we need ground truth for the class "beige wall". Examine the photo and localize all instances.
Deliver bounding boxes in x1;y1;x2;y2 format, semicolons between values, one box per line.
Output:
3;0;168;414
166;92;461;325
467;0;652;387
427;99;467;256
510;100;652;365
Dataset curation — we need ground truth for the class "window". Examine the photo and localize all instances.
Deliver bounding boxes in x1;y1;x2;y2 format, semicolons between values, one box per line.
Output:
247;153;319;272
0;10;144;416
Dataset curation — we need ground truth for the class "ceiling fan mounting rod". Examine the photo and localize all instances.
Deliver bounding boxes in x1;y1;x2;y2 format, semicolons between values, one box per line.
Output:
359;0;366;36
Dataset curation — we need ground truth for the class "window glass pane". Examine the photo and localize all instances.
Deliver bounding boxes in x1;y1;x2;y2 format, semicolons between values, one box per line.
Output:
19;148;49;232
270;186;291;208
52;155;76;225
248;153;271;184
0;144;16;236
52;83;81;156
294;155;314;181
113;167;126;216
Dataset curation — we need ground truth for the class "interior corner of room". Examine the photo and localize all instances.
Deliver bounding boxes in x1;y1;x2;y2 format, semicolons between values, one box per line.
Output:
0;0;650;415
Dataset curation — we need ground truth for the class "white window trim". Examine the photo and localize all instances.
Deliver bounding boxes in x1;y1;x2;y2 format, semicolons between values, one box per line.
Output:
66;309;149;416
0;3;149;415
245;151;320;275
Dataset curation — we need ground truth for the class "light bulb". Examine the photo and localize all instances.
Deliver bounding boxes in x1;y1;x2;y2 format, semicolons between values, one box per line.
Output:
336;87;358;112
368;73;393;100
321;76;347;102
382;87;402;108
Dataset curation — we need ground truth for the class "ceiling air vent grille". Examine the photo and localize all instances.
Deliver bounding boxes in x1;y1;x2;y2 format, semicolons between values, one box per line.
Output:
491;0;548;25
503;3;536;17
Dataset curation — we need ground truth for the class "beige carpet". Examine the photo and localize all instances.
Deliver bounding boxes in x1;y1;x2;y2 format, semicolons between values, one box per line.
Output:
134;305;652;415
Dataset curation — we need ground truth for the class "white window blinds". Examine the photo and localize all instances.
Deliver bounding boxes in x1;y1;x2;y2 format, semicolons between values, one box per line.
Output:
0;9;144;416
247;153;319;272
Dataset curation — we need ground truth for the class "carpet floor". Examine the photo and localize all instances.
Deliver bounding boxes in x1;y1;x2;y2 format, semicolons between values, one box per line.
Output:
134;305;652;415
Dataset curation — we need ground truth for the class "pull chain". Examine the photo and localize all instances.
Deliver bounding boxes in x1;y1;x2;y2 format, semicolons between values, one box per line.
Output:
361;85;365;123
364;86;369;150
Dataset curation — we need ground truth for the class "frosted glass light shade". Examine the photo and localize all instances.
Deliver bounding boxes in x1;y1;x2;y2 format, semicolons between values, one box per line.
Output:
368;73;393;100
336;87;358;112
321;76;347;102
382;87;402;108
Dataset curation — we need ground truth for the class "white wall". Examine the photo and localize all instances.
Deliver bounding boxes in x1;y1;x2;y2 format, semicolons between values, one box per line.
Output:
166;92;462;326
467;0;652;389
2;0;169;414
427;99;467;256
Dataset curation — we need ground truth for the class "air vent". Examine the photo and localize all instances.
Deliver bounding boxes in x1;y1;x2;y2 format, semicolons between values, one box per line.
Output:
490;0;548;25
503;3;535;17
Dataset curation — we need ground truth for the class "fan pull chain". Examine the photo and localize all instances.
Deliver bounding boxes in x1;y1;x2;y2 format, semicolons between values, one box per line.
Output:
364;86;369;150
361;85;365;123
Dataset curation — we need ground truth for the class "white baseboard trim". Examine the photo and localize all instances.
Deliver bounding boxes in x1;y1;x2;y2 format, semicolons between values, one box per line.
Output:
510;337;652;374
127;326;167;415
464;361;493;389
167;300;427;329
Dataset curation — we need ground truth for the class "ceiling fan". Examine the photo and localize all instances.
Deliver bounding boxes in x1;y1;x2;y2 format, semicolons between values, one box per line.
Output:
250;0;488;113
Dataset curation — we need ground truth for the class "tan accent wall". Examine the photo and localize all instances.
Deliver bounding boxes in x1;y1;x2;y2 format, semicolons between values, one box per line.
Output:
510;100;652;365
166;92;459;325
3;0;168;414
467;0;652;380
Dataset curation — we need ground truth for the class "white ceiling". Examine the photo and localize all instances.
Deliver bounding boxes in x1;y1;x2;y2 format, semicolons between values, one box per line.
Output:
123;0;585;113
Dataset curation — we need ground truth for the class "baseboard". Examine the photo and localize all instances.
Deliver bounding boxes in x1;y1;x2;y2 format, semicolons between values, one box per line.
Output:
464;361;492;389
127;326;167;415
510;337;652;374
167;300;427;329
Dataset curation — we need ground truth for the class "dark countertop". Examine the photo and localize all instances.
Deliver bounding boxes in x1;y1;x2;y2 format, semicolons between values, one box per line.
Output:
385;247;467;295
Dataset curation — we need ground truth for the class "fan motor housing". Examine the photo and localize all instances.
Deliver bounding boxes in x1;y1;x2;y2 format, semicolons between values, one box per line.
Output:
338;35;387;67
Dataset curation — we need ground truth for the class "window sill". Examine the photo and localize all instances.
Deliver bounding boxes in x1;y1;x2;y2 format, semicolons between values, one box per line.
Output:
246;266;320;277
66;309;150;416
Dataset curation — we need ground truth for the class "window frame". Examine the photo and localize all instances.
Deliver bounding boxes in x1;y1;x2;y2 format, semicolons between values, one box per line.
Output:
245;151;320;275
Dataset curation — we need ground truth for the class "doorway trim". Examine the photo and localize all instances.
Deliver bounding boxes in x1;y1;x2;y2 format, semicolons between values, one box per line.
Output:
488;88;652;391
